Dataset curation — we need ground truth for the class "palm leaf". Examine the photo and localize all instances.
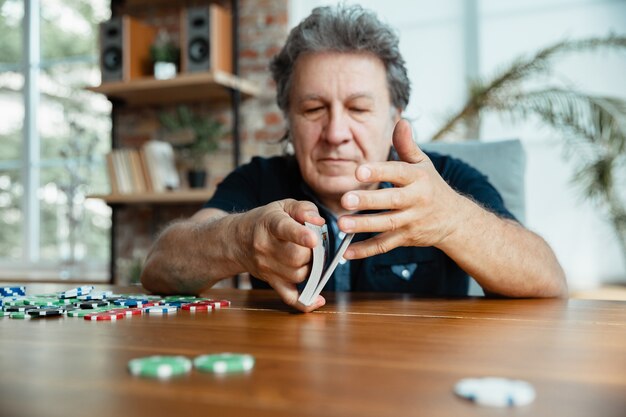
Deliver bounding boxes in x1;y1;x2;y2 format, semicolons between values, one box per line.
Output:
429;33;626;260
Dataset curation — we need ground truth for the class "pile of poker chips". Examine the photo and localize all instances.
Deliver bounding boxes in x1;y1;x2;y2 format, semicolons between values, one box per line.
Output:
128;353;255;380
0;285;231;321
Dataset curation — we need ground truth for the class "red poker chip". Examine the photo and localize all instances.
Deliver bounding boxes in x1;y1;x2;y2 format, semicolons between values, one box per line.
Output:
209;300;231;308
181;302;213;312
84;311;126;321
142;301;162;308
110;308;142;317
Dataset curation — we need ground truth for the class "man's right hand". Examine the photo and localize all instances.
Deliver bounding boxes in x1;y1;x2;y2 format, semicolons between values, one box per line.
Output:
234;199;327;312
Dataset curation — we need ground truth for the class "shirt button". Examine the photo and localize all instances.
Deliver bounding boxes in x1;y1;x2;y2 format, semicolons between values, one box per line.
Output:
401;268;411;279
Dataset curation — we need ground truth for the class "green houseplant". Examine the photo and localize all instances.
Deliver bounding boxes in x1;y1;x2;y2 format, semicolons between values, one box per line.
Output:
430;34;626;266
150;30;179;80
158;106;224;188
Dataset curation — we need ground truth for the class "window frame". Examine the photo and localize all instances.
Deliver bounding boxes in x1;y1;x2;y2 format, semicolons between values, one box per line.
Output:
0;0;109;282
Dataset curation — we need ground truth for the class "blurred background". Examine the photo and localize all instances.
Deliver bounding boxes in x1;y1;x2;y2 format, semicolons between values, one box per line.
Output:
0;0;624;296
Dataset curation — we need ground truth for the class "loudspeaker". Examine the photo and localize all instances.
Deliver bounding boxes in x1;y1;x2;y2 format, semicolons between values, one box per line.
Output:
181;5;232;74
99;16;156;82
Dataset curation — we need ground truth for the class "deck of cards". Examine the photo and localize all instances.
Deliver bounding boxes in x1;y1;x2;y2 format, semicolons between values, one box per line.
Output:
298;222;354;306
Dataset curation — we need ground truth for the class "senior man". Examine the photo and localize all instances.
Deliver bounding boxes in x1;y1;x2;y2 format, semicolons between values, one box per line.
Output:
141;5;567;312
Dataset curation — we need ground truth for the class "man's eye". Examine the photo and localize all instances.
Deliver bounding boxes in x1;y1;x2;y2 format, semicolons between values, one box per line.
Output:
305;107;323;114
350;108;367;113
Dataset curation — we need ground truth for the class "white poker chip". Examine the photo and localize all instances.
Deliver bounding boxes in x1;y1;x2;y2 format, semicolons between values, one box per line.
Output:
454;377;536;407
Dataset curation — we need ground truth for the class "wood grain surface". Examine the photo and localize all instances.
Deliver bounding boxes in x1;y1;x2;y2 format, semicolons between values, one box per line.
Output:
1;284;624;417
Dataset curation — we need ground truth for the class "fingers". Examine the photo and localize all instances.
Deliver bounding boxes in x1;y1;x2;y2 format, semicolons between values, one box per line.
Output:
270;278;326;313
343;232;405;260
272;200;325;248
392;119;428;164
282;199;325;226
341;187;414;212
354;160;427;187
338;210;414;235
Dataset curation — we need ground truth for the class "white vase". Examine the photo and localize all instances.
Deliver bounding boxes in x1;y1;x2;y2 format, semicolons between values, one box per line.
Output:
154;62;177;80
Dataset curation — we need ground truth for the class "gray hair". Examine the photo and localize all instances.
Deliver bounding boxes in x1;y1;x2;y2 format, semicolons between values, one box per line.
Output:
270;4;411;114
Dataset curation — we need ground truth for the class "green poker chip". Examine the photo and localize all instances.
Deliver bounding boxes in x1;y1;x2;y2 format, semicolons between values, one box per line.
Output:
10;312;32;320
193;353;255;374
128;355;192;379
67;306;114;317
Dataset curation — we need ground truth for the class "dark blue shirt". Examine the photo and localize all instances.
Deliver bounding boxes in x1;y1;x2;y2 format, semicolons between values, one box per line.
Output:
204;153;515;296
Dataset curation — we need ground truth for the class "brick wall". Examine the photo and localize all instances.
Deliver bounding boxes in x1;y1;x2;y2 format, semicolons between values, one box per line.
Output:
111;0;288;283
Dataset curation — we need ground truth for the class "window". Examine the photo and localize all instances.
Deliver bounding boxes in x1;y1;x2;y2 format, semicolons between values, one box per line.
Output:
0;0;112;280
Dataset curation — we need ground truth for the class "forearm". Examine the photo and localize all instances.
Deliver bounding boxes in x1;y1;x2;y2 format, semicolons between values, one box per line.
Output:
438;196;568;298
141;212;246;295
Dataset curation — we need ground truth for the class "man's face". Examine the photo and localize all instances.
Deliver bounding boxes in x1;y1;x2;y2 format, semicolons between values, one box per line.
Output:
288;52;400;210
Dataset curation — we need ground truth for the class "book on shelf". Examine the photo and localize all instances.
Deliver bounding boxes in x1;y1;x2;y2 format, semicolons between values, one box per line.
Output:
105;141;180;195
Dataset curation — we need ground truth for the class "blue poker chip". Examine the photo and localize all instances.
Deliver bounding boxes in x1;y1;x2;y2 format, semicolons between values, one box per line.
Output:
160;301;189;308
114;299;145;307
454;377;536;407
77;291;113;300
0;286;26;296
58;286;94;299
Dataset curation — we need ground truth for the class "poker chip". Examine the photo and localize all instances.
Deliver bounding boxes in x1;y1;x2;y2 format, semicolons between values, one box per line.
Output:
2;297;27;306
6;286;232;324
25;298;57;307
163;296;202;303
27;307;64;317
144;305;178;314
58;286;94;298
142;301;163;308
193;353;255;374
78;300;109;309
209;300;231;308
181;302;213;312
127;294;162;301
110;308;142;317
77;291;113;300
10;312;32;319
3;305;39;313
0;286;26;296
84;311;126;321
114;299;145;308
67;307;112;317
161;301;190;307
128;356;192;379
454;377;536;407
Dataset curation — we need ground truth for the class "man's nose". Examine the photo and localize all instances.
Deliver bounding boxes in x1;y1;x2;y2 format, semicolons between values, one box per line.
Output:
324;109;351;145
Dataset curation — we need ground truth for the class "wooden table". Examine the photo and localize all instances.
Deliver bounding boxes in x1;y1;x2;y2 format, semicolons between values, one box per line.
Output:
1;284;625;417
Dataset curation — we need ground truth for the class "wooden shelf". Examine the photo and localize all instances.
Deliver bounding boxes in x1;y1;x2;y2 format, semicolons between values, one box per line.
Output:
88;188;215;204
116;0;218;10
86;71;260;106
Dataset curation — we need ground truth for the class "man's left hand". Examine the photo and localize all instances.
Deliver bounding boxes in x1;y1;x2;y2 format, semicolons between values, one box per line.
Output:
338;119;466;259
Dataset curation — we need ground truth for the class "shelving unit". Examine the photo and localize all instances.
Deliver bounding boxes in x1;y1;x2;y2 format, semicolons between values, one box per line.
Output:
87;70;260;106
89;0;250;281
88;188;216;205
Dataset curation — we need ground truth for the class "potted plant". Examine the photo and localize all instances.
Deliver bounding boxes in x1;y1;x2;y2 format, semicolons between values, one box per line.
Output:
430;34;626;265
158;106;224;188
150;29;179;80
